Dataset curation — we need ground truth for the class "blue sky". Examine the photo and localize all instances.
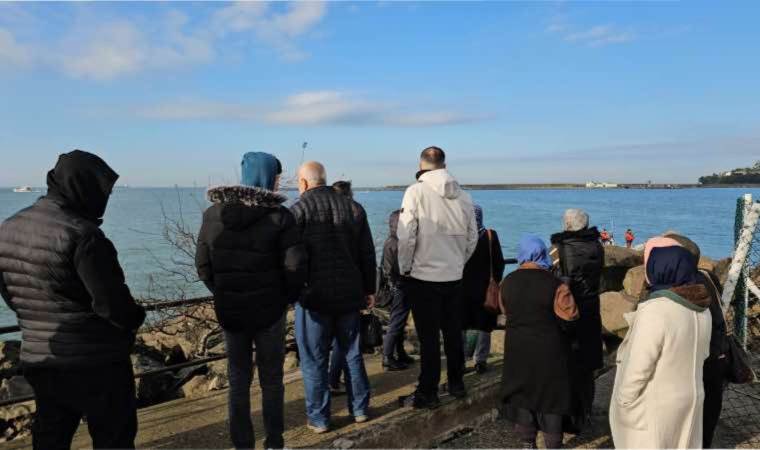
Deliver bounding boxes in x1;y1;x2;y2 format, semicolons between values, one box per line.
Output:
1;1;759;187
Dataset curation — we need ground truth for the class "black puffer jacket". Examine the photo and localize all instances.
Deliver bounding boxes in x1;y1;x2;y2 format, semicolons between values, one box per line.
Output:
196;185;308;332
550;227;604;371
290;186;376;314
0;150;146;368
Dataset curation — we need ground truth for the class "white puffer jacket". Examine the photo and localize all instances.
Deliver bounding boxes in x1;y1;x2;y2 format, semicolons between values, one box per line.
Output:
397;169;478;282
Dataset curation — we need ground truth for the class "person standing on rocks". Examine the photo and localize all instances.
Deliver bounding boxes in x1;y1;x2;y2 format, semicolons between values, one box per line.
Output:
0;150;146;450
196;152;307;449
610;240;712;449
663;232;729;449
500;235;580;449
625;228;635;248
291;162;376;433
397;146;478;408
461;204;505;375
550;209;604;423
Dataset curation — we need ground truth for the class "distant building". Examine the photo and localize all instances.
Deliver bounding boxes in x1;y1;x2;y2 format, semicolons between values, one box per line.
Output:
585;181;619;189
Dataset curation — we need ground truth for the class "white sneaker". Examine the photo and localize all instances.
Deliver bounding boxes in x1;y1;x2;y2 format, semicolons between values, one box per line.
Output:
307;423;329;434
354;415;369;424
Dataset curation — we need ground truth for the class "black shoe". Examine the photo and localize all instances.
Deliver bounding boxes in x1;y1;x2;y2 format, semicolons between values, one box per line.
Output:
411;392;441;410
383;356;408;371
475;362;488;374
396;349;415;365
448;383;468;399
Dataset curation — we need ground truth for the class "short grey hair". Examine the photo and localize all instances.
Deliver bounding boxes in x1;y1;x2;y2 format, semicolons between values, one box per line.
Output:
563;209;589;232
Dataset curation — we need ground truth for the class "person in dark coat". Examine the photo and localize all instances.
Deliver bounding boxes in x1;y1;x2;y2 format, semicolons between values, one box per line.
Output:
0;150;146;450
196;152;308;449
290;162;376;432
663;232;729;449
381;210;414;371
550;208;604;422
461;205;505;374
501;235;580;449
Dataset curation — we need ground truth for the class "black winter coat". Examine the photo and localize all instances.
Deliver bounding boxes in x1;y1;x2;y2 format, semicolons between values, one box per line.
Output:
550;227;604;372
0;150;146;368
290;186;376;314
500;268;576;415
381;211;401;284
196;186;308;332
462;230;505;332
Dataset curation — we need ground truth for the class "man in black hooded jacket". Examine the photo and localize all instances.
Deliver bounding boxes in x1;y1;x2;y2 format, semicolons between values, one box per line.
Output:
0;150;146;449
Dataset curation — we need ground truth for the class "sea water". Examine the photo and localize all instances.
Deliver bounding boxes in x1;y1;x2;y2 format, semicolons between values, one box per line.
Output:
1;186;758;328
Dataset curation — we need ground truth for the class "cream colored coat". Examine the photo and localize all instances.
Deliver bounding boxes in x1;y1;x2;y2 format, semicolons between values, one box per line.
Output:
609;295;712;449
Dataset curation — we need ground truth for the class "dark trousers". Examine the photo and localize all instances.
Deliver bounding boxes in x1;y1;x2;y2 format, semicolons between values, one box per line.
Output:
24;360;137;450
382;285;411;357
224;313;286;450
405;278;465;397
703;359;727;448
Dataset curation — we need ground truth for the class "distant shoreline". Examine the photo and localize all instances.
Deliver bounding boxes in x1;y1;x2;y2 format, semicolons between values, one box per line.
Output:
4;184;760;192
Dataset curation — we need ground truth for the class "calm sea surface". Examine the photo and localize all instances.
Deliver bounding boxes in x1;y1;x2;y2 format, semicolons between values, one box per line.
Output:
1;187;759;328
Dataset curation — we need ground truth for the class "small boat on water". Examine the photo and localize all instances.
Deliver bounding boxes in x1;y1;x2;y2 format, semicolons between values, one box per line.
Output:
12;186;38;193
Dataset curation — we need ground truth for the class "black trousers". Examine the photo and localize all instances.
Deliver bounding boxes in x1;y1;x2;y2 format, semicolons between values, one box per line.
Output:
405;278;465;397
25;360;138;450
703;359;727;449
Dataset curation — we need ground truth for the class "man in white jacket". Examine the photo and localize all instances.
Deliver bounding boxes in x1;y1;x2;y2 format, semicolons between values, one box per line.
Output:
397;146;478;409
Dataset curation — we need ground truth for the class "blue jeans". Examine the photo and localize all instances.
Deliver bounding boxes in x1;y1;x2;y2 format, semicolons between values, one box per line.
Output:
463;330;491;364
224;314;286;449
294;304;370;427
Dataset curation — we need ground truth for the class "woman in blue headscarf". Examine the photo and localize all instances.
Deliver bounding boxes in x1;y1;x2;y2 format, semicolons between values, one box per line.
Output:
499;235;579;448
610;243;712;449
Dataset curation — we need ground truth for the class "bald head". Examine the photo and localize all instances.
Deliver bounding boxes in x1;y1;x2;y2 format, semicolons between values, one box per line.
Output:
298;161;327;194
420;146;446;171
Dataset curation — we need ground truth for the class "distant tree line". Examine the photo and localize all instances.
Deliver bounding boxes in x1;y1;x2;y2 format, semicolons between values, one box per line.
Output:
699;161;760;184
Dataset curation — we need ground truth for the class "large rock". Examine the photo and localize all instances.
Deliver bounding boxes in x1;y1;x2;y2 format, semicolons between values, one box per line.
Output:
604;246;644;269
600;291;637;339
0;341;20;379
0;402;34;443
600;246;645;293
131;353;181;407
623;265;647;299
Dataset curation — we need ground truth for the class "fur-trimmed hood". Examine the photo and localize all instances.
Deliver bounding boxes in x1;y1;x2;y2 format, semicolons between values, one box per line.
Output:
647;284;712;312
207;185;287;208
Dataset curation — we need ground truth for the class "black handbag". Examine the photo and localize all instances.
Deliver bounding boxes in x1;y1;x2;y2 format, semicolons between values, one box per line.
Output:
701;271;756;385
726;334;757;384
360;311;384;350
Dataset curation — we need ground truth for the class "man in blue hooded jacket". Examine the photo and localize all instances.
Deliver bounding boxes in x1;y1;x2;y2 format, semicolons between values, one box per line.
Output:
196;152;307;449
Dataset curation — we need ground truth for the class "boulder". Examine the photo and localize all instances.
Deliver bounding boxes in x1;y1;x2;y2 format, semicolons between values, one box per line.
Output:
712;257;732;286
131;353;181;407
136;332;191;365
604;246;644;269
0;402;34;443
623;265;647;299
698;256;716;273
600;291;637;339
181;375;210;398
600;246;645;293
0;341;20;379
0;377;32;401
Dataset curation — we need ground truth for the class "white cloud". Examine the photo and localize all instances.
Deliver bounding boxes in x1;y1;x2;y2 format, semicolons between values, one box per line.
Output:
563;25;635;47
0;2;327;80
139;90;487;127
0;27;32;67
546;17;635;47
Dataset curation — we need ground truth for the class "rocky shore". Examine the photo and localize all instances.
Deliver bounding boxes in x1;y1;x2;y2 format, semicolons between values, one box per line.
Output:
0;246;734;443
